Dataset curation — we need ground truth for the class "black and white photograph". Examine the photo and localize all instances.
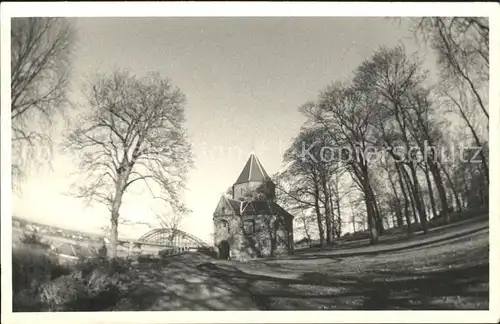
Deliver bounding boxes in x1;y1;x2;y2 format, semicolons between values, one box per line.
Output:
1;2;498;323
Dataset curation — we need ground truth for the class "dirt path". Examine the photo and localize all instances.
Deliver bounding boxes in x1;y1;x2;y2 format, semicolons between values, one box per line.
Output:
112;253;260;310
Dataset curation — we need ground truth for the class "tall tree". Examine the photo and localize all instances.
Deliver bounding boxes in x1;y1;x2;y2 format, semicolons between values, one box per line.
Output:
302;83;382;244
282;128;327;246
64;70;193;257
413;17;489;120
354;45;448;231
413;18;489;202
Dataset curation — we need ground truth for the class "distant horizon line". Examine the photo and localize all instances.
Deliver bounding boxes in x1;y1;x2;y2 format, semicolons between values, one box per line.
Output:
11;214;146;240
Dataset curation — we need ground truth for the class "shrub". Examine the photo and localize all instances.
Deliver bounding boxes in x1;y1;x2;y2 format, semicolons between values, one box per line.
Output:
137;254;161;263
12;246;70;294
74;256;132;277
97;244;107;258
19;232;51;250
39;269;128;311
158;248;176;258
13;253;136;312
12;246;71;311
13;286;47;311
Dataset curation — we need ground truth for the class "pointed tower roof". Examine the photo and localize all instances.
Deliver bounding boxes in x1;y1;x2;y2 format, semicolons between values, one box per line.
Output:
234;154;270;184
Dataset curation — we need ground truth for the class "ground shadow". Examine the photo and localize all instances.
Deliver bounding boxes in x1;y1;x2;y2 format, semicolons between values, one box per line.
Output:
197;260;488;310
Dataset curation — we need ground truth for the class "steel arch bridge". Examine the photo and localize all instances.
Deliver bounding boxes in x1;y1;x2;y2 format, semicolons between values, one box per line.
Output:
138;228;210;249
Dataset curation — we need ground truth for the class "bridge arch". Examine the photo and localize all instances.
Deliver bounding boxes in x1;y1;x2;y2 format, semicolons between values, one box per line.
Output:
138;228;210;249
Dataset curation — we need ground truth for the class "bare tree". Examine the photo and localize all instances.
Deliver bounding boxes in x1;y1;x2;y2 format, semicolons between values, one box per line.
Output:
11;18;75;182
303;83;382;244
64;70;193;257
412;17;489;209
282;127;333;246
412;17;489;120
274;171;317;247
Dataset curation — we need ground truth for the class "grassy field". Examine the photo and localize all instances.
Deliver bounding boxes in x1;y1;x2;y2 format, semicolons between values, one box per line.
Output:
12;216;488;311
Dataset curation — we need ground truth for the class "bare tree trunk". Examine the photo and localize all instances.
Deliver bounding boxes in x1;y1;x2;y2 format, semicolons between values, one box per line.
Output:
423;165;438;218
313;180;325;247
335;198;342;238
365;198;379;244
324;200;333;244
109;215;119;258
329;179;343;239
321;173;333;244
371;187;384;235
442;166;463;213
387;172;404;227
302;217;312;248
402;167;418;224
428;160;451;223
108;166;131;258
109;195;123;258
326;181;338;240
396;165;412;233
363;170;379;244
408;164;429;233
462;172;470;208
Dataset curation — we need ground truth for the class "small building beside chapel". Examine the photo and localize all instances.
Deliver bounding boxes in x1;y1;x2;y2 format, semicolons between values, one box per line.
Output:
213;154;294;260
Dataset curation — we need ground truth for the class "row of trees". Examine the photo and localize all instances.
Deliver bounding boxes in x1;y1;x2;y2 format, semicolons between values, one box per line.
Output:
275;17;489;246
11;18;193;257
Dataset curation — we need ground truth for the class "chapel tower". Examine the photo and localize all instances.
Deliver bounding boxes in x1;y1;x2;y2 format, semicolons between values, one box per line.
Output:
232;153;275;201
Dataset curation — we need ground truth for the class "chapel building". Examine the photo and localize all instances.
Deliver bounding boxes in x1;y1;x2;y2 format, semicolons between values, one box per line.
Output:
212;154;294;260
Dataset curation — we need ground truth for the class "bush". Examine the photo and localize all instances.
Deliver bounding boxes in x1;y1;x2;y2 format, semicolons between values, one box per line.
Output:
38;269;128;311
12;246;71;311
13;286;47;311
138;254;161;263
19;232;51;250
74;256;133;277
13;253;135;312
97;244;107;258
12;246;70;295
159;247;182;258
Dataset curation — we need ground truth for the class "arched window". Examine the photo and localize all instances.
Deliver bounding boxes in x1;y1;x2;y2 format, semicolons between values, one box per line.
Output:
220;220;230;233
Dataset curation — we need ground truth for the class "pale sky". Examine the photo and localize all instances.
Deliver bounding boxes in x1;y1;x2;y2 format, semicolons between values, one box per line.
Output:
12;17;437;243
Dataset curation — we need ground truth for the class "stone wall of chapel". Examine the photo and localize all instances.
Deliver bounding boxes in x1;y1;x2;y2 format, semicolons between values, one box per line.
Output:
214;210;293;261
